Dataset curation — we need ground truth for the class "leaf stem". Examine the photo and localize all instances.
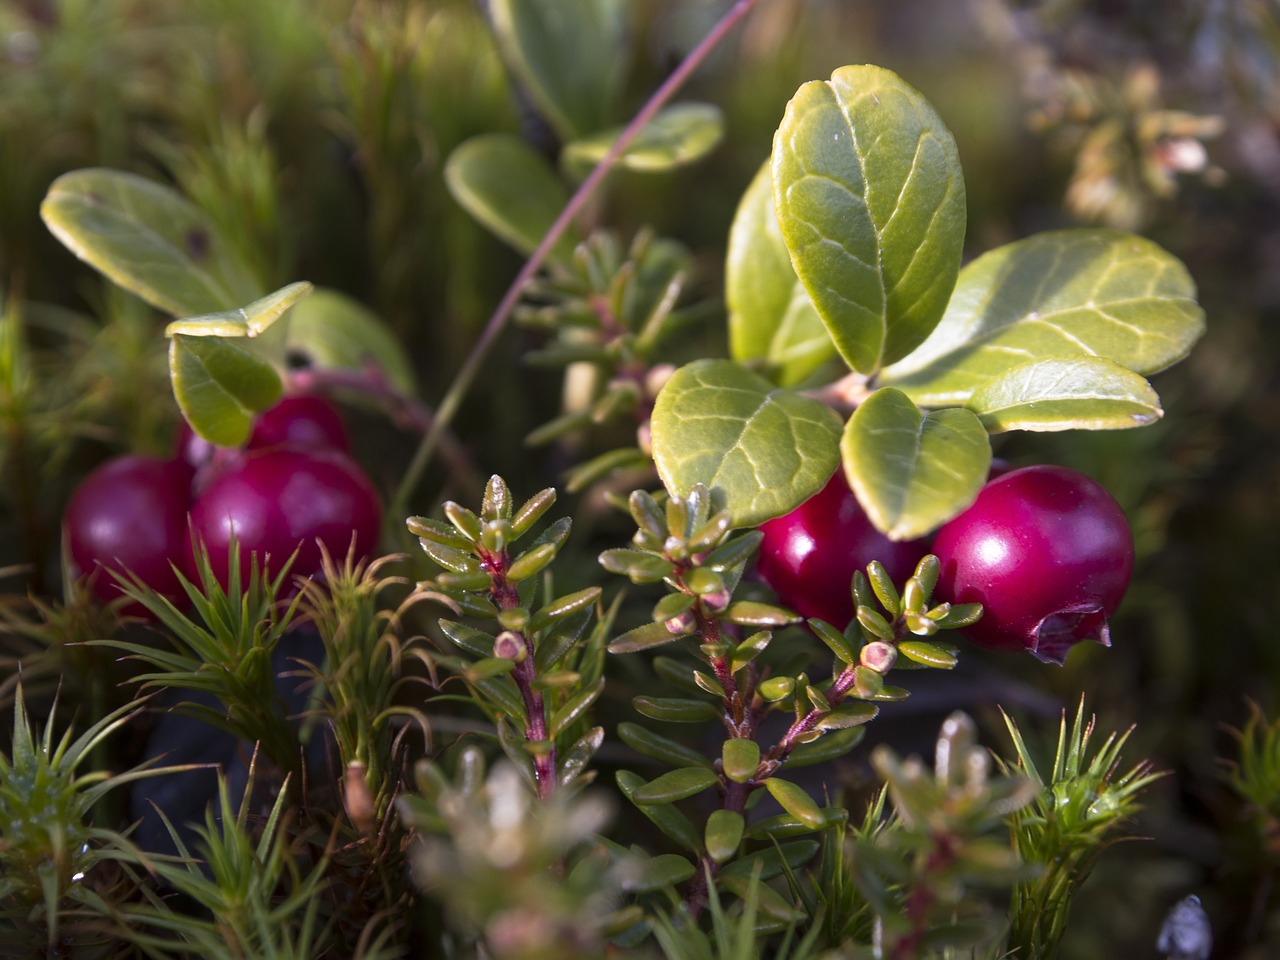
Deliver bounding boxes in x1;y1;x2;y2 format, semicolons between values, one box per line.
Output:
389;0;767;519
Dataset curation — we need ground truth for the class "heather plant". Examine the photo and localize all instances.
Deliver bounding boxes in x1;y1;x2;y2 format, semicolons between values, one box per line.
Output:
0;1;1276;957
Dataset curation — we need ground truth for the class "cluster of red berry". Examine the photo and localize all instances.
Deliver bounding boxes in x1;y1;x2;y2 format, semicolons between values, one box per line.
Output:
757;464;1134;664
63;395;382;610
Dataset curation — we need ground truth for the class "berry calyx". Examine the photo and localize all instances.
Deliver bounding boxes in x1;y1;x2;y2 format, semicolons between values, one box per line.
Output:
756;471;929;627
932;464;1134;664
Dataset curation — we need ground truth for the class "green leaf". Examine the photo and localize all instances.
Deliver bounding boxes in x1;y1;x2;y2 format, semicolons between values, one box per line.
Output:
165;282;312;338
608;621;687;655
897;639;958;669
880;229;1206;404
617;722;715;771
772;65;966;375
651;359;842;528
841;387;990;540
816;701;880;730
722;739;761;784
622;853;697;893
727;161;835;386
563;102;724;175
444;133;578;261
705;810;745;865
549;677;605;738
965;356;1162;433
786;726;866;768
282;288;416;393
764;778;825;829
632;696;721;724
488;0;628;140
719;840;820;880
168;335;283;446
617;770;702;854
41;168;261;316
633;766;719;805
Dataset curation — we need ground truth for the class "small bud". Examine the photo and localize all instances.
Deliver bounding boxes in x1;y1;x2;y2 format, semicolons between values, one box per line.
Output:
493;630;527;662
645;363;676;399
860;641;897;674
699;590;732;615
665;610;697;635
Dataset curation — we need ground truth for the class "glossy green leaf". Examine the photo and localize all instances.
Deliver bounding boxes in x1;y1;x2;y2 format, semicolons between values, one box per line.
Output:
842;387;991;540
786;726;866;768
772;65;966;375
563;102;723;174
632;766;719;805
608;620;687;655
652;359;842;527
632;696;720;724
881;229;1206;404
717;875;806;922
727;161;835;386
719;840;820;880
815;701;880;730
549;678;605;738
616;771;702;854
617;722;714;771
622;853;697;893
722;601;800;627
897;639;958;669
488;0;628;140
965;356;1162;433
168;335;283;446
165;282;312;338
764;778;826;829
744;809;848;840
444;133;578;261
41;168;260;317
705;810;745;865
282;289;416;393
722;739;761;784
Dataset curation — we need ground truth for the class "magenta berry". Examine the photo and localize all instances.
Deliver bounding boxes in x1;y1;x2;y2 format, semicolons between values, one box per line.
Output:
932;464;1134;664
248;394;348;453
187;446;381;587
756;471;929;627
63;454;192;608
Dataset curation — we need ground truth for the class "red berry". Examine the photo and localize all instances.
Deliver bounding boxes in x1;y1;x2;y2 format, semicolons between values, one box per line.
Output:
932;465;1133;664
187;446;381;587
756;472;929;627
63;455;192;608
248;395;348;453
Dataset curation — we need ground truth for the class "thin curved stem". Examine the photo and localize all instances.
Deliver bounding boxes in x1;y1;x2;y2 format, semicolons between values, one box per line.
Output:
389;0;766;519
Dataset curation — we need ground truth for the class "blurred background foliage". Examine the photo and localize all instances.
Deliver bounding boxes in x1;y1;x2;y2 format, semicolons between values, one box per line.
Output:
3;0;1280;956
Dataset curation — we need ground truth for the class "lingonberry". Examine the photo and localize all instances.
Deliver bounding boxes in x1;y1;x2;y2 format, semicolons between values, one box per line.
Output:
248;394;348;453
932;464;1134;664
187;446;381;587
756;471;929;627
63;454;192;608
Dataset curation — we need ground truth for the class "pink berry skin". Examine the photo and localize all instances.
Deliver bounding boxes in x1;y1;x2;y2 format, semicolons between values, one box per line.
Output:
63;455;193;609
756;472;930;628
187;446;381;588
932;465;1134;665
248;395;349;453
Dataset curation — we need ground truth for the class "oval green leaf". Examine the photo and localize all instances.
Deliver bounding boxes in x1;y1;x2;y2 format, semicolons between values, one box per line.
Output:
617;722;715;771
705;809;745;865
165;282;313;338
169;335;283;446
651;359;842;528
616;770;702;854
563;102;724;174
281;288;416;393
880;229;1206;405
719;839;821;880
488;0;628;140
621;853;697;893
722;738;761;784
632;766;719;805
632;696;721;724
444;133;579;261
842;387;991;540
772;65;966;375
965;356;1162;433
763;777;825;829
727;161;836;387
41;168;261;317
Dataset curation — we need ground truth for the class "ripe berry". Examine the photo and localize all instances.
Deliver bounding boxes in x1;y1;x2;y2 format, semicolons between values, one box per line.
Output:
932;465;1134;664
63;455;192;607
248;394;348;453
756;471;929;627
187;446;381;587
